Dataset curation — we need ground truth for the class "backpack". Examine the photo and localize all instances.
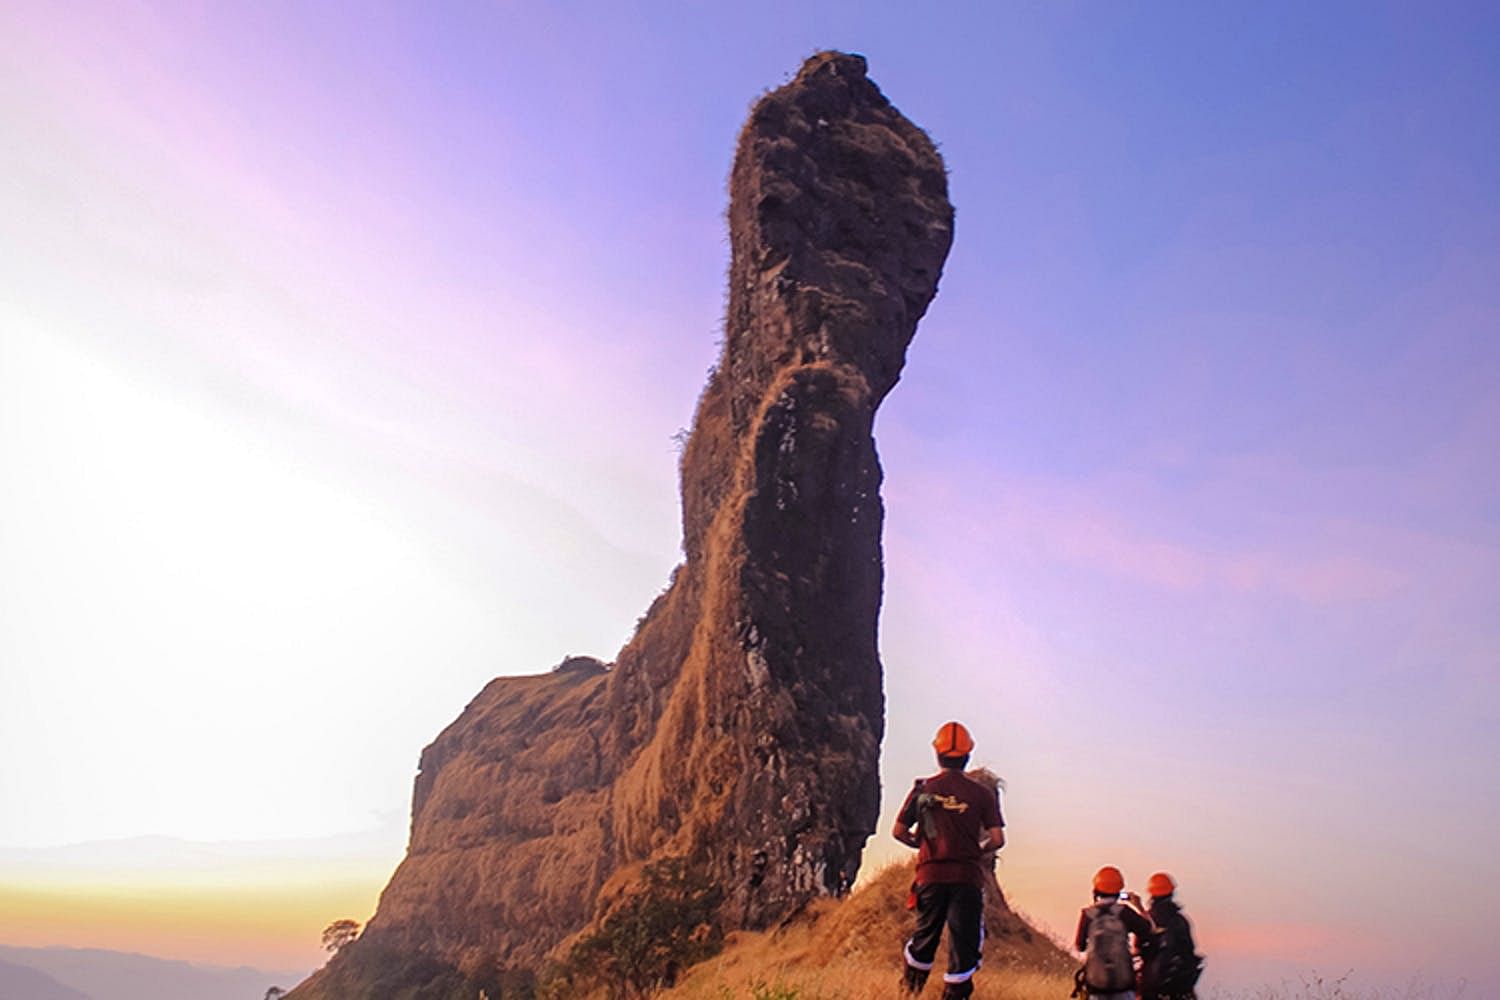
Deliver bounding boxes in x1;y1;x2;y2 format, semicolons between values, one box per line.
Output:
1154;904;1204;994
1084;903;1135;993
913;783;941;843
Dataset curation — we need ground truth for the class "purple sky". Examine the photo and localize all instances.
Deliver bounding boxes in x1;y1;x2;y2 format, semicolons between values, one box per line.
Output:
2;1;1496;988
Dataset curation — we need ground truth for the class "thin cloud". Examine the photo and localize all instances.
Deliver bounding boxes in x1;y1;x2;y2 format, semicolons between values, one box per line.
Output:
890;465;1410;605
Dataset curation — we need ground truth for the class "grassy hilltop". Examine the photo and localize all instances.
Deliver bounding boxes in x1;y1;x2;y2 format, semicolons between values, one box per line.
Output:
658;861;1076;1000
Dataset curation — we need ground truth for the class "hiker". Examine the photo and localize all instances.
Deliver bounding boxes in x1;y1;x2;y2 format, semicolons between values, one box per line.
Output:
893;721;1004;999
1073;866;1155;999
1140;872;1203;1000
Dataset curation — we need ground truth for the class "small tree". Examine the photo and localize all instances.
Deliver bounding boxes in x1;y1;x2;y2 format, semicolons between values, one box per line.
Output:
264;989;286;1000
321;918;362;954
565;857;723;998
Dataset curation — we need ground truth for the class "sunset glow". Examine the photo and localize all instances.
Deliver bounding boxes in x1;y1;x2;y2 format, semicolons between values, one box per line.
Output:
1;1;1495;992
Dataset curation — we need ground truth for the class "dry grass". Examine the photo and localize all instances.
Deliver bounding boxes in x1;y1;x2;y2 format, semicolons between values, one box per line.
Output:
664;964;1074;999
660;861;1075;999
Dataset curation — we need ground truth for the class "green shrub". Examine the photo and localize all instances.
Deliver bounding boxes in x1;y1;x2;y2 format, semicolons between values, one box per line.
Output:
561;857;725;999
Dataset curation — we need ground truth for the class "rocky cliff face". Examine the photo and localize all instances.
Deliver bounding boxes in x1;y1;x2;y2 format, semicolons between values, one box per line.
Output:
290;51;953;998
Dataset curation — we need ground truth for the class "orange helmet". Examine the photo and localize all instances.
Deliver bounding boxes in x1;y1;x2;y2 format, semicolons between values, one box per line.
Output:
1092;866;1125;895
932;721;975;756
1147;872;1176;898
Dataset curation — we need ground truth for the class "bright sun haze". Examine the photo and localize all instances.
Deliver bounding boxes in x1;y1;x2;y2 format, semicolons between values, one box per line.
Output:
1;1;1496;990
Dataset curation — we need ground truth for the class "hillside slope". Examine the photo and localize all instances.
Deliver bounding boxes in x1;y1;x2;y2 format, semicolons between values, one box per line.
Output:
0;957;92;1000
663;862;1075;999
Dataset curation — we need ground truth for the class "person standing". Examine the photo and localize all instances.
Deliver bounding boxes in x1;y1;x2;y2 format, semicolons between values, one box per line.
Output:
1074;866;1155;999
1140;872;1203;1000
893;721;1005;999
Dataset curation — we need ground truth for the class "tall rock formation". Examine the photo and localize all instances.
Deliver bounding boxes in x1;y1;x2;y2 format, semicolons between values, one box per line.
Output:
290;51;953;998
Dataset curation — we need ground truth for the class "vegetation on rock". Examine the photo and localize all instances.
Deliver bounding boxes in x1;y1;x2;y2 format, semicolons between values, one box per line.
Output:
287;50;954;998
546;858;725;999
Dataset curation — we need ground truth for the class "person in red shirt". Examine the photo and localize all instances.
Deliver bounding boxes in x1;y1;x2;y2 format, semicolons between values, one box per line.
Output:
893;721;1005;999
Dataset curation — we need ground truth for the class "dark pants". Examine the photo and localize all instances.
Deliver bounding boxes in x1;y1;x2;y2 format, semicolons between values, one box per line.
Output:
903;882;984;996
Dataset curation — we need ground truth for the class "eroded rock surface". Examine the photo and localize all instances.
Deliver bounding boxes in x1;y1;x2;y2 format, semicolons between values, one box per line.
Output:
289;50;953;997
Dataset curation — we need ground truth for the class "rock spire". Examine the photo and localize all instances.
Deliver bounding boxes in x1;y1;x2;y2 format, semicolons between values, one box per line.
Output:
289;50;953;998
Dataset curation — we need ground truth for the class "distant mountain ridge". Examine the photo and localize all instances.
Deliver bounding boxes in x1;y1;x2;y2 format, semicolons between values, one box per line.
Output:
0;944;306;1000
0;956;92;1000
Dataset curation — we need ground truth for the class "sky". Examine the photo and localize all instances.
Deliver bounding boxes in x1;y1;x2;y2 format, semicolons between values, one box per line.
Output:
1;0;1497;991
